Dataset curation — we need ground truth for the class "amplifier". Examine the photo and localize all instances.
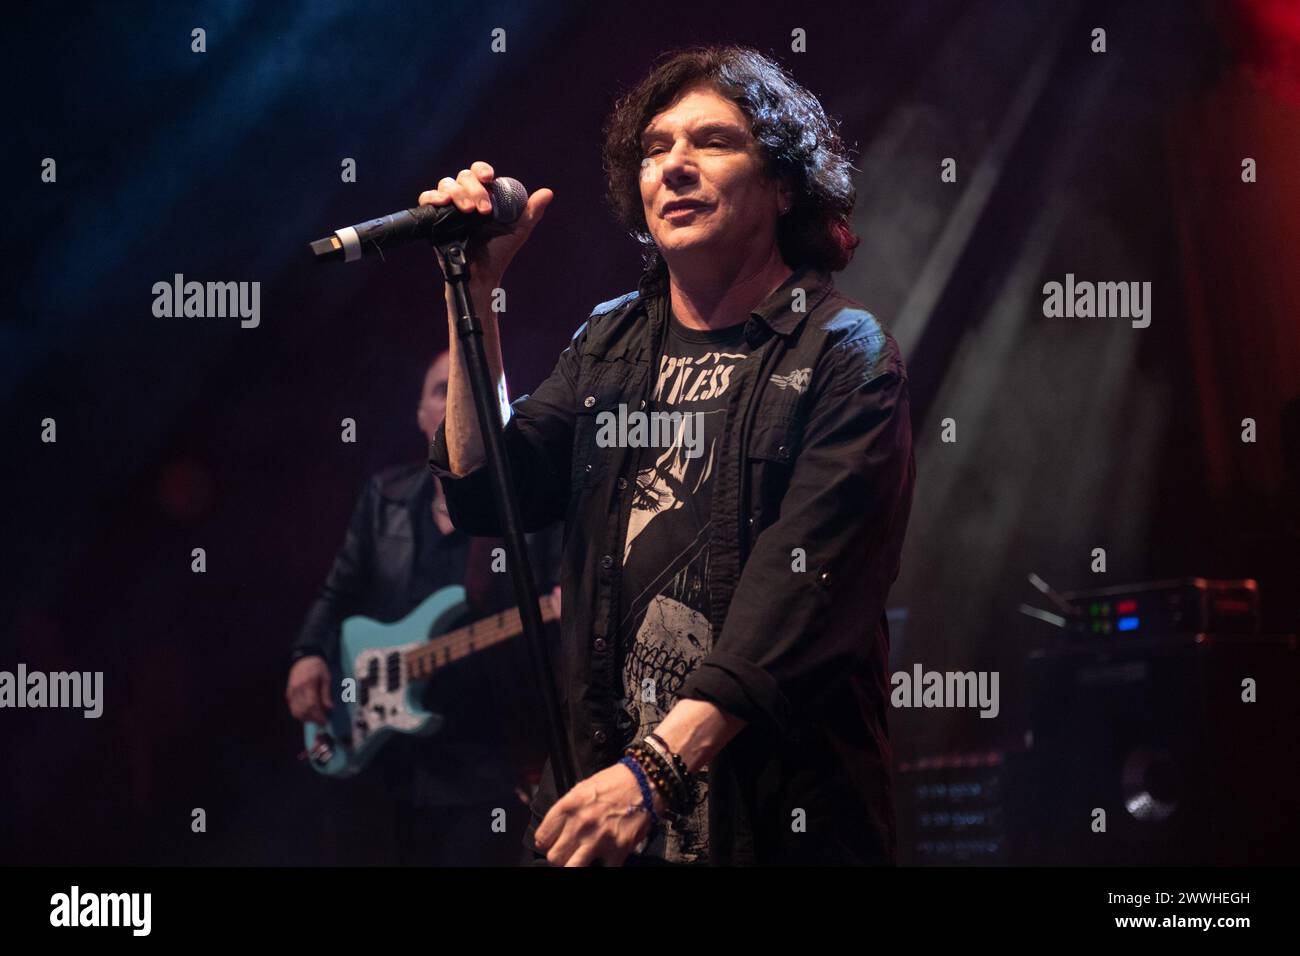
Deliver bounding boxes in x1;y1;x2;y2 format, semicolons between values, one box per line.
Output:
1023;632;1299;864
1021;576;1260;638
895;750;1034;865
1058;577;1260;637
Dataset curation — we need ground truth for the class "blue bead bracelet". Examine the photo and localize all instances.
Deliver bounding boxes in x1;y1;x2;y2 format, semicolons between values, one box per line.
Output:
619;754;660;844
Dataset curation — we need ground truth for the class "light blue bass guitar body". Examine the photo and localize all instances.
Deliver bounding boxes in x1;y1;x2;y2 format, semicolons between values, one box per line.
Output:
302;584;558;778
302;585;468;778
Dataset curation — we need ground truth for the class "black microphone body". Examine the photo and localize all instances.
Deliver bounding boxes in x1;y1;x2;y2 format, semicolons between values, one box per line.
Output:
310;176;527;262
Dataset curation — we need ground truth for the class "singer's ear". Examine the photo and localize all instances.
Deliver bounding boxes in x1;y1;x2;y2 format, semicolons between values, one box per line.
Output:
775;176;793;214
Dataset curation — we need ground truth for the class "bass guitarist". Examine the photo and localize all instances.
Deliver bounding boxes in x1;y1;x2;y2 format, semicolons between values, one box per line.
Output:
285;349;563;865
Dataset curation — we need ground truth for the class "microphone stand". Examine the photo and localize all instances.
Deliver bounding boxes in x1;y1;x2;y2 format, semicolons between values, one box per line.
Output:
435;236;579;796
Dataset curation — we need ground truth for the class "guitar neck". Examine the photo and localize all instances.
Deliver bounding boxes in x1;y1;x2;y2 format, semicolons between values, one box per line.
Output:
405;595;559;677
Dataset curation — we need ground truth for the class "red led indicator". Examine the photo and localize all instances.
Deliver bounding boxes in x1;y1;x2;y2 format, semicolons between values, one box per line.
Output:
1116;599;1138;614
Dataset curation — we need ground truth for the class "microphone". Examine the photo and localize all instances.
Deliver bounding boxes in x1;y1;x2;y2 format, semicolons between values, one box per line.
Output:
309;176;528;263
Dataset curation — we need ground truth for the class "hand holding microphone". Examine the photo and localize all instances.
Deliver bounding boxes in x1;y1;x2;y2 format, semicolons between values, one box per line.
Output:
308;162;553;474
310;160;553;297
418;161;553;294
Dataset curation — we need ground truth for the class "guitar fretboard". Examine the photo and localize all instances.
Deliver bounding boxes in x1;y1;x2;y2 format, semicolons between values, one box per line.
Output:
404;596;559;680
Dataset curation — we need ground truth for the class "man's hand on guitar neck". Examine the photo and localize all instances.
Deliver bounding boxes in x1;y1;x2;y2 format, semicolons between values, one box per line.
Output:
286;656;333;726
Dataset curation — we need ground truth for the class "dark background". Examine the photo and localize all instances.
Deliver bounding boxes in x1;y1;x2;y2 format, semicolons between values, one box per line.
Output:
2;0;1297;864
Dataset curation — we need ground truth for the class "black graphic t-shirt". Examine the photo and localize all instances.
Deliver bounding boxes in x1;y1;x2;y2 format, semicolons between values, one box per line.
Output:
617;311;751;863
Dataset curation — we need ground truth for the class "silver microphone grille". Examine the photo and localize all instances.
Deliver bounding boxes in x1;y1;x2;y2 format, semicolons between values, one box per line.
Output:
488;177;528;224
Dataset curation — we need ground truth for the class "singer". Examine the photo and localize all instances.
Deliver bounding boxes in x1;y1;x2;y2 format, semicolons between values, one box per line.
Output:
425;45;916;866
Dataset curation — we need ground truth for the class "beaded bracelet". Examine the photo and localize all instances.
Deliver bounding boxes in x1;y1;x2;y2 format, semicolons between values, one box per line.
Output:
643;732;690;795
623;741;690;819
617;755;659;844
640;737;688;812
623;742;673;796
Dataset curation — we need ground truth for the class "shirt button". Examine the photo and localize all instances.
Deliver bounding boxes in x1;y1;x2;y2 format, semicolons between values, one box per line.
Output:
748;516;755;526
819;570;831;584
593;729;608;745
593;637;608;653
585;463;593;472
584;395;596;408
600;554;614;570
617;477;628;490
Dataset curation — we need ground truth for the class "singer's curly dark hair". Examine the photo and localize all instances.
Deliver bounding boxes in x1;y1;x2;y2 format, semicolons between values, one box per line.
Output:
601;45;859;280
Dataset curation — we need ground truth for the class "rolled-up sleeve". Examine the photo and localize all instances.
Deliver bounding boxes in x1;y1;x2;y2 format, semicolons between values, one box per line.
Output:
428;322;588;535
679;337;915;735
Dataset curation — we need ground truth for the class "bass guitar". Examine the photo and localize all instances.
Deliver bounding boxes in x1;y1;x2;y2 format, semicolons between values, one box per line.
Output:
303;585;559;777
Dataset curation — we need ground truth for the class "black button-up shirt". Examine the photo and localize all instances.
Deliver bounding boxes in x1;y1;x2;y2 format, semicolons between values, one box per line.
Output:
428;264;916;864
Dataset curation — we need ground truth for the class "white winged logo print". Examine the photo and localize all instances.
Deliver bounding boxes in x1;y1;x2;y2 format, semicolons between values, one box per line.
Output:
769;367;812;394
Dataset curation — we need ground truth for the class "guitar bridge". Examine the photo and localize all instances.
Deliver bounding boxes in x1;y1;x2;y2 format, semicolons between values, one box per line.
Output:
308;732;336;767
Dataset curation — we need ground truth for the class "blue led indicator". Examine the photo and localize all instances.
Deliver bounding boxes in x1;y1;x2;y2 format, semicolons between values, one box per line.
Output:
1117;616;1139;632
